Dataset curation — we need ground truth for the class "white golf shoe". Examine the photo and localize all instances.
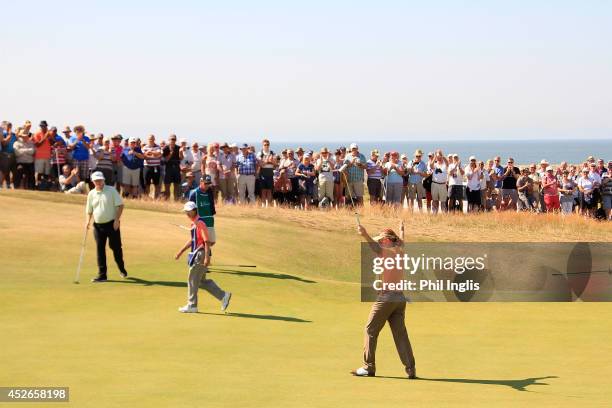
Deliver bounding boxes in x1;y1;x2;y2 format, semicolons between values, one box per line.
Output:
221;292;232;312
350;367;375;377
178;304;198;313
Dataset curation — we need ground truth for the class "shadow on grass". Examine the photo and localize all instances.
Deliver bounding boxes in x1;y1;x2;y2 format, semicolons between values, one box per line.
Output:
376;375;558;392
200;312;311;323
106;277;186;287
208;268;316;284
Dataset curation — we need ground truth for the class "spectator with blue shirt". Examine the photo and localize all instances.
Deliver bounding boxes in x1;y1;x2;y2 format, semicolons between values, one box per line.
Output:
1;122;18;188
235;143;259;204
68;125;91;181
121;137;144;198
407;149;428;212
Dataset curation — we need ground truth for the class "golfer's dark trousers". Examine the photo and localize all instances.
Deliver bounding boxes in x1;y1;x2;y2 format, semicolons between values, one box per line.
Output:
93;220;125;278
363;291;416;376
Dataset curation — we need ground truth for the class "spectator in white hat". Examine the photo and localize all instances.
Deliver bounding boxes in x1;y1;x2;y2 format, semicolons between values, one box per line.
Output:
340;143;367;206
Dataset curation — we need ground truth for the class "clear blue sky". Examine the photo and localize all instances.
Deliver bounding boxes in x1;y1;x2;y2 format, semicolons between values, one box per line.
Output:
1;1;611;142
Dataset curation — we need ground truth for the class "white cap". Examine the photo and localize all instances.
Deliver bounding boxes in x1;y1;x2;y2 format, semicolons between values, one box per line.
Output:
349;143;358;150
469;155;476;161
182;202;197;212
91;171;105;181
128;137;137;143
540;159;549;165
180;138;187;144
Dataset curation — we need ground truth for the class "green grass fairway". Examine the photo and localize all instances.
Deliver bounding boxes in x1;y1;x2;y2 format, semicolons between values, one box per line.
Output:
1;191;611;407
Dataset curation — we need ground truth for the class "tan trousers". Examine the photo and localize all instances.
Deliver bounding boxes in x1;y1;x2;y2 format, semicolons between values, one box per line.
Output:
219;176;235;201
363;292;416;375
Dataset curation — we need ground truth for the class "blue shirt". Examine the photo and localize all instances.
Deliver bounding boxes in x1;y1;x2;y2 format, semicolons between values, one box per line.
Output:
121;147;144;169
493;165;504;188
69;136;91;161
408;160;427;184
2;132;17;154
236;152;257;175
385;162;404;184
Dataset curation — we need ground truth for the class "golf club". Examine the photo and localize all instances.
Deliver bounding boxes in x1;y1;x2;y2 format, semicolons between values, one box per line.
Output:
170;223;191;231
341;171;361;225
74;224;88;284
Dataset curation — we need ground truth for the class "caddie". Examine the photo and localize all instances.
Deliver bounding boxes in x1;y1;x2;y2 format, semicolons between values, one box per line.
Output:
188;174;217;247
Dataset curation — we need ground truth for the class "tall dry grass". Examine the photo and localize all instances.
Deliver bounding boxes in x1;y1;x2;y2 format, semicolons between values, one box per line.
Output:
2;189;609;242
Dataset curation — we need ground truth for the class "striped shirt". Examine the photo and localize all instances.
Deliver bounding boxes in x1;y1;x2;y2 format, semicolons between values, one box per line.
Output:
95;149;114;170
143;144;161;167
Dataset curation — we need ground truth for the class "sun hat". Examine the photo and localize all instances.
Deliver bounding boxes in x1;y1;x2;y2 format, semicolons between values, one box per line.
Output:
469;156;477;161
321;147;329;153
182;202;197;212
91;171;105;181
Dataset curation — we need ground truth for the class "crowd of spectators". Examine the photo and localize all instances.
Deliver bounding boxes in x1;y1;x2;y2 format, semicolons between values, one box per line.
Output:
1;120;610;220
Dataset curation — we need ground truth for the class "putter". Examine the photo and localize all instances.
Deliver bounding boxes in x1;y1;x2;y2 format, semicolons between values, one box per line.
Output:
74;226;88;284
170;223;191;231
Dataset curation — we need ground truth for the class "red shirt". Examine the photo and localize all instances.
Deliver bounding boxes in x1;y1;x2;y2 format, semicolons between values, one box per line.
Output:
34;131;52;159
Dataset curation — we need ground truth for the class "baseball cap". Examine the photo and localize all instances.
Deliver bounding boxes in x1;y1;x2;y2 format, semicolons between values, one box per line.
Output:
414;149;423;156
321;147;329;153
540;159;549;165
546;167;554;172
469;156;477;161
201;175;212;184
91;171;105;181
349;143;358;150
63;126;72;133
182;202;197;212
128;137;137;143
371;149;379;156
240;143;249;149
112;134;123;140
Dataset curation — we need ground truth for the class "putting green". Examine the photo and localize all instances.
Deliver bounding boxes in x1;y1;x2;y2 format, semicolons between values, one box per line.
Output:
0;191;610;407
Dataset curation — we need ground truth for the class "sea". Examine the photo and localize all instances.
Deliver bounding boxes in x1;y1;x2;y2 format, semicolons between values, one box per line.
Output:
265;139;611;165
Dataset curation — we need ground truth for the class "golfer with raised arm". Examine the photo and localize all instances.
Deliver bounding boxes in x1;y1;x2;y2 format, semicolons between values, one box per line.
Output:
351;221;416;379
86;171;128;282
175;202;231;313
